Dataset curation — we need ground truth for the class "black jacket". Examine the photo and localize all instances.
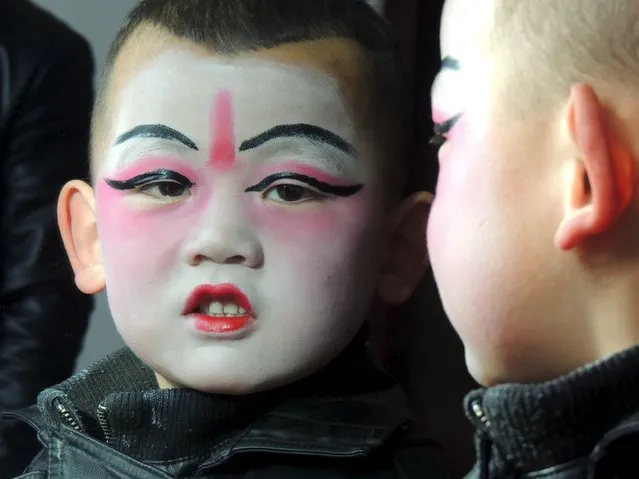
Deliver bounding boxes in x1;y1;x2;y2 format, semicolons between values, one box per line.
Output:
3;343;449;478
0;0;94;474
464;346;639;479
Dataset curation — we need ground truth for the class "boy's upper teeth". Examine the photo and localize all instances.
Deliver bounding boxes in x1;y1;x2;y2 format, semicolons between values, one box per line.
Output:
202;301;247;316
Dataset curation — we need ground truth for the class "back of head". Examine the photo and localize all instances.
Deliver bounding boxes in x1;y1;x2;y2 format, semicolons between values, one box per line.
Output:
488;0;639;118
430;0;639;387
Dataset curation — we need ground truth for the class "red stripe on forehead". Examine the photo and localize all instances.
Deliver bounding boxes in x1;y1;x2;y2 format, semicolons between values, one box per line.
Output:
209;89;236;169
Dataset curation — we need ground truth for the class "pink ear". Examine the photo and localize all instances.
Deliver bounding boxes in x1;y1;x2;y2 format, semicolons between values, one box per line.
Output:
57;180;106;294
555;84;636;251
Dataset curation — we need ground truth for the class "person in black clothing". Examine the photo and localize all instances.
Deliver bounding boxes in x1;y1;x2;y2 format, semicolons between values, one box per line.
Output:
428;0;639;477
0;1;94;477
3;1;447;477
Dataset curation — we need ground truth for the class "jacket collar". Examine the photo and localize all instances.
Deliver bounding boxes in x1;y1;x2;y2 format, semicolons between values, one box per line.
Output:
15;336;412;468
466;345;639;478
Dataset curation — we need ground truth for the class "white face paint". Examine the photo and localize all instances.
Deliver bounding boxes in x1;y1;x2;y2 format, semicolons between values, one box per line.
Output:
95;49;389;393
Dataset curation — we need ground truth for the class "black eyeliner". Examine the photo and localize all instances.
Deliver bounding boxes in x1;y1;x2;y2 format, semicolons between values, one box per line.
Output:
245;172;363;197
429;113;463;148
434;113;463;135
105;169;195;190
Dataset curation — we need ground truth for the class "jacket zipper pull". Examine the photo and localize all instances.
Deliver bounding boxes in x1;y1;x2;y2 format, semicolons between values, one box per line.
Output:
471;400;491;427
54;398;83;432
471;399;492;479
97;403;113;445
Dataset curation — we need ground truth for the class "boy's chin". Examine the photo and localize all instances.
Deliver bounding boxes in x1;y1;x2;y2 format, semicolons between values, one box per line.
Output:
152;367;301;395
154;372;265;395
464;348;515;388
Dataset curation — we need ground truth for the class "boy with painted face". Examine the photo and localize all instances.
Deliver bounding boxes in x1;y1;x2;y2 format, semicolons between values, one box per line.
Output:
429;0;639;477
2;1;447;478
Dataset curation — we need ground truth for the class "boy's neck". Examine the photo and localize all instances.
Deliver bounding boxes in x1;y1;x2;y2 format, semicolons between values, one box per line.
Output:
156;373;174;389
588;276;639;362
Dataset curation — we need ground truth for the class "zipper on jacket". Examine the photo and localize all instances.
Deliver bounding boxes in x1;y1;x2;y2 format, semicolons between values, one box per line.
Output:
471;399;491;427
96;403;112;445
471;399;491;479
54;398;83;432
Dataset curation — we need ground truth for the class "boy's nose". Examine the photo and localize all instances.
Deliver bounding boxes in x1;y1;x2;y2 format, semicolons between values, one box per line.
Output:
185;237;263;267
181;208;264;268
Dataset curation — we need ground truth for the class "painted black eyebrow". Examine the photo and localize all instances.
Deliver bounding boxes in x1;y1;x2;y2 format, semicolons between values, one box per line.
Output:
440;56;461;72
238;124;357;158
115;124;199;151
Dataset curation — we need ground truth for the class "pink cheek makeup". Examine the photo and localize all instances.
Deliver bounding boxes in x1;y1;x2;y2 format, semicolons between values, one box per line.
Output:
96;157;212;272
95;180;178;278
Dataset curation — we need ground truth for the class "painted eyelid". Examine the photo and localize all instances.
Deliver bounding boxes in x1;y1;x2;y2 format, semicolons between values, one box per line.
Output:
136;175;195;187
104;170;196;191
246;172;347;191
247;172;364;199
246;173;326;192
107;155;202;180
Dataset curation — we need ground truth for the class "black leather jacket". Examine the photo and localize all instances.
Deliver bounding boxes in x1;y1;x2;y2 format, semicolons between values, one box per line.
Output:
0;0;94;474
467;413;639;479
4;345;449;479
463;346;639;479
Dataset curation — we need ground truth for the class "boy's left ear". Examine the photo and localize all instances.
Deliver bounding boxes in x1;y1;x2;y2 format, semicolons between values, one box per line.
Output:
377;191;432;305
58;180;106;294
555;83;636;250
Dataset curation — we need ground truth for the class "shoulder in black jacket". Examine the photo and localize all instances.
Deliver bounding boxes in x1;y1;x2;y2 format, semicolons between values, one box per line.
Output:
3;343;450;479
0;1;94;476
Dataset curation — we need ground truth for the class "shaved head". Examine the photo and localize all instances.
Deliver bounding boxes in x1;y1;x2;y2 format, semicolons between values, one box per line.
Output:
486;0;639;116
432;0;639;386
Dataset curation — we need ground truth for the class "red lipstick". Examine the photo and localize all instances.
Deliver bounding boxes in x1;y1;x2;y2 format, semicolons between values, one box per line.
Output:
183;284;254;334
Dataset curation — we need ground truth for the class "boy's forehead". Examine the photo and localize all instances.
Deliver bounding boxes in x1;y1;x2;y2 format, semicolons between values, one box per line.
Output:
441;0;497;57
109;27;369;118
96;27;376;163
435;0;505;111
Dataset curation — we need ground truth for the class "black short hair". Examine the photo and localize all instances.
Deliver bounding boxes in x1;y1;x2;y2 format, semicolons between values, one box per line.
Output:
93;0;412;195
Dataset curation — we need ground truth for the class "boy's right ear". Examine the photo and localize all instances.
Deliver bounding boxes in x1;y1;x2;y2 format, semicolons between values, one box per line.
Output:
57;180;106;294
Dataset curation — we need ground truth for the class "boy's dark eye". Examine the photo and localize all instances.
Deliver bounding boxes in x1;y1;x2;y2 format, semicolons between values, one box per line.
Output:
274;185;305;202
155;182;187;197
139;181;190;200
263;184;321;204
104;169;195;203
